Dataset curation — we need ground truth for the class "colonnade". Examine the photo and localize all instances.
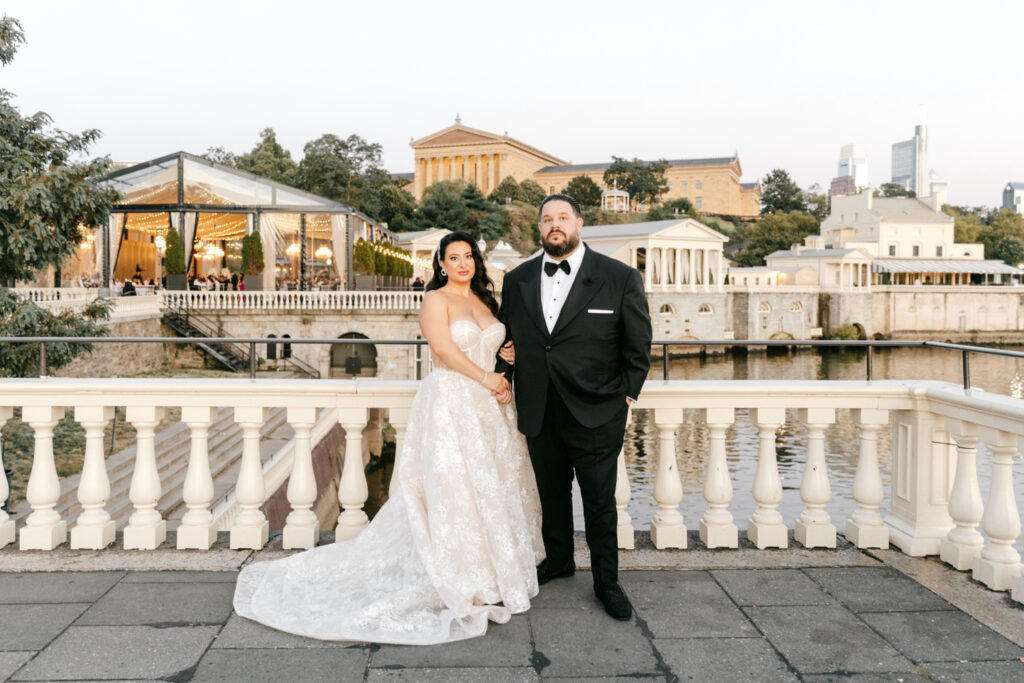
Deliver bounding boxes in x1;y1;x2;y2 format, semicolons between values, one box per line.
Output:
416;153;501;197
836;262;872;290
632;245;725;292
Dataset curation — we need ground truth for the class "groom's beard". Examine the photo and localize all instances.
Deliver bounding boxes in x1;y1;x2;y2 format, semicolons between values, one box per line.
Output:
542;230;580;258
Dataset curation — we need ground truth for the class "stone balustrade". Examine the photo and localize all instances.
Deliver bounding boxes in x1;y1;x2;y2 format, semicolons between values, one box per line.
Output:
0;377;1021;606
161;290;423;311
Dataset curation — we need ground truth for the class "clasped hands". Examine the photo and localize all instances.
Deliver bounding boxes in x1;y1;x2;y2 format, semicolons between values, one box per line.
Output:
486;340;517;405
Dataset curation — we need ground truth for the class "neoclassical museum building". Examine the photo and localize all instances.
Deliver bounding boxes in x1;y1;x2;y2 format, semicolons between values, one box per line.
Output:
405;121;762;219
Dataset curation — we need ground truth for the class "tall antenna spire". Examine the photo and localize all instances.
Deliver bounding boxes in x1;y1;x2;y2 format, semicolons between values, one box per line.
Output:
455;113;461;125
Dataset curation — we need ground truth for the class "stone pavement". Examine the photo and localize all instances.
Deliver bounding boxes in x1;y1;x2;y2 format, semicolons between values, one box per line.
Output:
1;533;1023;682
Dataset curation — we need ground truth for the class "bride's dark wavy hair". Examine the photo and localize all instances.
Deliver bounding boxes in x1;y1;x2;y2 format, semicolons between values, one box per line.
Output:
425;231;499;315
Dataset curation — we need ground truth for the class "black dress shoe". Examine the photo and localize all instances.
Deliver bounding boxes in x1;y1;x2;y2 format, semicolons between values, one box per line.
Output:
595;583;632;620
536;560;575;585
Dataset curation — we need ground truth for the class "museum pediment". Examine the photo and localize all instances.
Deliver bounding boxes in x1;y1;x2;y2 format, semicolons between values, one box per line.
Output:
411;125;504;149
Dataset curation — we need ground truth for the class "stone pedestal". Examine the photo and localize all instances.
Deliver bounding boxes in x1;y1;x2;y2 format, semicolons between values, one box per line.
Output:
19;520;67;551
123;520;166;550
231;521;269;550
795;519;836;549
177;523;217;550
283;521;319;550
70;520;116;550
700;519;738;549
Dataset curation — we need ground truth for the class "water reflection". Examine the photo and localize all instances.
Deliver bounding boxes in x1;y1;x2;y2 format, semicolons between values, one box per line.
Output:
622;346;1024;531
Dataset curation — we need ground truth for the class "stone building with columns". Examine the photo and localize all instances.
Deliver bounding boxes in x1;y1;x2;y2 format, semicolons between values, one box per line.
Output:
407;122;761;218
409;123;564;200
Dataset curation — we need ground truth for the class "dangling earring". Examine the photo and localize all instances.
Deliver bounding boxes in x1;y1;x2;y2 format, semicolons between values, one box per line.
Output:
440;267;447;277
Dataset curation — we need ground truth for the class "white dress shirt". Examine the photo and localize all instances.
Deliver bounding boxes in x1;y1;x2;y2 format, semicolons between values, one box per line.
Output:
540;243;586;333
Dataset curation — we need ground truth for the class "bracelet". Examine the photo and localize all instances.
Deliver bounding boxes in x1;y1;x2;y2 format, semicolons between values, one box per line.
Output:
480;369;488;384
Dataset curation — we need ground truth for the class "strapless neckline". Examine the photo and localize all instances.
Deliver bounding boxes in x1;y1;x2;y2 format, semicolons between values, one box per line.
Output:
449;319;503;334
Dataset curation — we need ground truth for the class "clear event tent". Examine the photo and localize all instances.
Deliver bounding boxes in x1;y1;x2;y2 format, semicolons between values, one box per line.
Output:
65;152;393;290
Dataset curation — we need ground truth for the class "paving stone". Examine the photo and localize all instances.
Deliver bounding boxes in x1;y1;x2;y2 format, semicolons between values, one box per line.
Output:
711;568;836;606
10;625;216;681
0;572;123;604
801;674;932;682
528;608;659;678
745;605;915;675
367;667;538;682
191;648;367;682
77;581;234;626
803;567;952;613
922;659;1024;682
212;613;361;649
541;678;665;682
528;573;600;610
0;604;90;650
370;615;532;668
119;570;238;583
622;570;758;638
861;610;1024;663
654;637;797;682
0;652;34;681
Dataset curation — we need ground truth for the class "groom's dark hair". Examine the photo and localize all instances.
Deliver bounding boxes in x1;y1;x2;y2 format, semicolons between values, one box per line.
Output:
539;193;581;220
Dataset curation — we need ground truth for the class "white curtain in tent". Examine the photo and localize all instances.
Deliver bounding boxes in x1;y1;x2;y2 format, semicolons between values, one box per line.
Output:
259;214;279;278
107;213;125;282
182;212;198;271
330;214;347;285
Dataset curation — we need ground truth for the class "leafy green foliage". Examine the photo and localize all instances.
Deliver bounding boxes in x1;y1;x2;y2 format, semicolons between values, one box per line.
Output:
603;157;669;208
879;182;915;198
240;232;265;275
487;176;521;204
0;18;118;286
518;179;546;207
565;175;602;208
760;169;805;215
734;211;820;266
645;197;698;221
991;236;1024;266
829;323;866;340
353;239;375;275
232;128;298;185
803;183;830;221
163;228;186;274
0;289;112;377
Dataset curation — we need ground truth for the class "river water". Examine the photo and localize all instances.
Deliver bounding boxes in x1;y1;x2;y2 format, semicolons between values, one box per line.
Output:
618;345;1024;532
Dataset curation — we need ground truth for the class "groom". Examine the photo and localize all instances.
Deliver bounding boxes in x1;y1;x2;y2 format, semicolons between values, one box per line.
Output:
497;193;652;620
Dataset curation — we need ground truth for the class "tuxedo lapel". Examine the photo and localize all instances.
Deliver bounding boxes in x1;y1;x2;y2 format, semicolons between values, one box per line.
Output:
518;257;548;337
550;246;603;338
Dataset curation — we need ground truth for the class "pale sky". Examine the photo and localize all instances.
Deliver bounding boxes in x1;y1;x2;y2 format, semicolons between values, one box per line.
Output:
3;0;1021;207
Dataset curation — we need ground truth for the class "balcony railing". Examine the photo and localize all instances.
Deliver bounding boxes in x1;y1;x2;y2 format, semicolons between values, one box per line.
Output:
0;372;1022;605
161;290;423;311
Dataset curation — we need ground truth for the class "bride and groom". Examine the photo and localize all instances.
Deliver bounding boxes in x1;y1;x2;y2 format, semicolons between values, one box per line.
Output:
234;194;653;645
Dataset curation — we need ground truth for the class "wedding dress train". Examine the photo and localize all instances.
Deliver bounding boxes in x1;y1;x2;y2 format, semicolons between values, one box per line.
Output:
234;320;545;644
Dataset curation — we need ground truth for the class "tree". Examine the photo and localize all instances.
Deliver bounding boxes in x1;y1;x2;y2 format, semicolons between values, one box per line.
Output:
979;207;1024;258
565;175;602;208
991;236;1024;266
734;211;820;266
518;179;546;207
376;182;417;231
879;182;915;198
0;289;112;377
353;239;375;275
240;232;265;275
202;146;237;166
943;205;986;244
413;180;471;232
233;128;298;185
488;176;521;204
603;157;669;209
163;229;186;274
803;183;830;222
759;169;804;215
0;16;118;287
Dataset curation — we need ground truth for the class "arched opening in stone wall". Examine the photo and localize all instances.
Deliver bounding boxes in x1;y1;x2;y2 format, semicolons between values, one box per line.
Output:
332;332;378;378
281;334;292;359
266;333;278;360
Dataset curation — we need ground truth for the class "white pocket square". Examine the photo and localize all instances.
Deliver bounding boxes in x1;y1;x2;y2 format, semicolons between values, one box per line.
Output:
588;308;614;314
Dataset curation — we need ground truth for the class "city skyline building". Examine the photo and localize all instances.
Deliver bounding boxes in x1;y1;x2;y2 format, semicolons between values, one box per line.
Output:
837;143;869;189
891;122;928;196
1003;182;1024;215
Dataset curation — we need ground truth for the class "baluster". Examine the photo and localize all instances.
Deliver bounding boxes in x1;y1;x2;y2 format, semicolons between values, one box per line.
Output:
700;407;737;548
364;409;383;467
748;407;787;548
70;405;116;549
231;406;269;549
795;408;837;548
616;410;634;550
123;406;167;550
336;407;370;541
283;406;319;549
973;429;1021;590
177;406;217;549
387;407;410;498
939;420;984;569
0;407;14;547
845;409;890;549
19;406;67;550
650;408;685;549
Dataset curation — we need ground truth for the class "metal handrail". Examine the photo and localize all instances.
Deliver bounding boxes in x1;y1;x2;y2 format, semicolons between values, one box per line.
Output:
2;336;1023;390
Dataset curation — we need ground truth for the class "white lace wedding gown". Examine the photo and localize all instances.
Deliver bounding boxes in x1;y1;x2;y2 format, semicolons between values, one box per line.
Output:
234;320;545;644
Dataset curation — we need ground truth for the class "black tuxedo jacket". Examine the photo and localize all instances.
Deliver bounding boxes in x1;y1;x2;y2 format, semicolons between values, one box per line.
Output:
498;245;652;438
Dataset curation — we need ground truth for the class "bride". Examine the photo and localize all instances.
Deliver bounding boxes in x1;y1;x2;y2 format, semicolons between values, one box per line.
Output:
233;231;545;645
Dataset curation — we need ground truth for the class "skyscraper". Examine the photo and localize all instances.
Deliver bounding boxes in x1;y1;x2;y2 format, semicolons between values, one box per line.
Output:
837;143;868;189
891;122;928;196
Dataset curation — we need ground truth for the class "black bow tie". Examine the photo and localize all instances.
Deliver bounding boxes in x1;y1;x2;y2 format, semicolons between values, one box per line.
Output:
544;260;571;277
